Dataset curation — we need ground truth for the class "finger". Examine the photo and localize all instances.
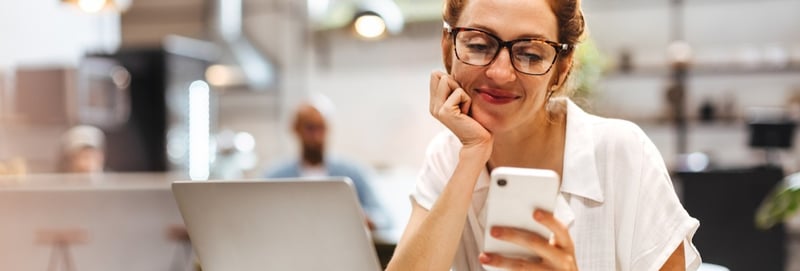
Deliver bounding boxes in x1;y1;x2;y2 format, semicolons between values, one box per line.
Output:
429;71;445;114
490;226;561;265
433;73;462;104
534;209;574;253
443;73;462;90
429;70;456;86
429;71;445;100
436;74;453;105
429;70;444;93
439;87;470;117
460;90;472;115
479;252;550;271
430;71;455;113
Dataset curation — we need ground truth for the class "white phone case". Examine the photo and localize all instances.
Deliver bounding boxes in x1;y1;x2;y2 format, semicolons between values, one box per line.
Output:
483;166;560;262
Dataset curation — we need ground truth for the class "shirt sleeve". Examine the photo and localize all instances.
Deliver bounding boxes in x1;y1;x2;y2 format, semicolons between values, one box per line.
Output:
262;160;298;178
630;134;702;271
411;132;457;210
345;162;392;228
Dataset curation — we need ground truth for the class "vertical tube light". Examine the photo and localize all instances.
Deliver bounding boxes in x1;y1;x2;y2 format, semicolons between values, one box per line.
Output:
188;80;210;180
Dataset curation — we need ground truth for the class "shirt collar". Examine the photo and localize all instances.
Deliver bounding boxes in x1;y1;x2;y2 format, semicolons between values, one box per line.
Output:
472;99;604;204
561;99;604;203
554;193;575;227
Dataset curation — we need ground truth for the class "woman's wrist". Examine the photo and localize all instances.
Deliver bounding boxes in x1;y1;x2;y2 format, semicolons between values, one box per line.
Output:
459;140;492;164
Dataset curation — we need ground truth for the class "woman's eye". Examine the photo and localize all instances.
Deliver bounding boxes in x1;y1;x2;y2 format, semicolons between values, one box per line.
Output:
467;43;492;52
519;53;543;62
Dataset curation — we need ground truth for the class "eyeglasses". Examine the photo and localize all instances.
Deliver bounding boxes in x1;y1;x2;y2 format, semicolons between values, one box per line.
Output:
445;23;572;76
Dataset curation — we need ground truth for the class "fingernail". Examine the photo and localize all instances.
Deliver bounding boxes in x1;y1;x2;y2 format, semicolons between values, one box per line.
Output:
491;227;501;237
479;253;492;263
534;210;543;220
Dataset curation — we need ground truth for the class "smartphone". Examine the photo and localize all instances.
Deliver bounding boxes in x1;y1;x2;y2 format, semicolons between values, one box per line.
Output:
483;166;560;261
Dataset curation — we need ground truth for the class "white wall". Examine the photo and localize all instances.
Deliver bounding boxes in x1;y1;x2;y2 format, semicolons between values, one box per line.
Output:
303;27;446;171
0;1;120;171
0;1;120;67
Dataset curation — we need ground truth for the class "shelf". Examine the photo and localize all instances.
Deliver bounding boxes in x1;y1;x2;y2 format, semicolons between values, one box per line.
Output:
603;63;800;79
638;120;747;130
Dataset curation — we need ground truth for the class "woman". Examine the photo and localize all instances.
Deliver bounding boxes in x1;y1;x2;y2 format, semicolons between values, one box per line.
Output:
386;0;700;270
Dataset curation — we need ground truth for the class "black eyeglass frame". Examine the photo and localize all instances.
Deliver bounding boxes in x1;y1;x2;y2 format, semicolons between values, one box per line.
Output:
444;23;573;76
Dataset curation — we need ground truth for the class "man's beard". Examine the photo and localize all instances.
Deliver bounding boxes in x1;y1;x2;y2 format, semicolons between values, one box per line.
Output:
302;148;324;165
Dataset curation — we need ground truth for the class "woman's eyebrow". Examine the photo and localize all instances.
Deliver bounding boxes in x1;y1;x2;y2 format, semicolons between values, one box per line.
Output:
467;23;551;41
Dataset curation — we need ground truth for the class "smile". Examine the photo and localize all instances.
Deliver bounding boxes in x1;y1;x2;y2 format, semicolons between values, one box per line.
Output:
475;89;520;105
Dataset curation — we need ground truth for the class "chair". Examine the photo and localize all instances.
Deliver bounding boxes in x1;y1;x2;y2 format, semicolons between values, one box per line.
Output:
36;228;88;271
678;167;786;270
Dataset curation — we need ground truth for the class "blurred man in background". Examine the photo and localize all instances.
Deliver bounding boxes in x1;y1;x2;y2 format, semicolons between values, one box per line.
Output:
264;95;388;230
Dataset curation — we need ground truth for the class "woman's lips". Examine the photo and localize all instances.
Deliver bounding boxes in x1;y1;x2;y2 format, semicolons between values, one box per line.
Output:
475;89;520;105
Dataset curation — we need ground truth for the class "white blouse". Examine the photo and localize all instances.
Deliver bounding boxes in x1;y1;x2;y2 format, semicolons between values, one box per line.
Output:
412;100;701;271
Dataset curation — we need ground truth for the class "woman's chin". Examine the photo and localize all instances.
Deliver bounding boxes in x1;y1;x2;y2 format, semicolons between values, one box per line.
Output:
471;111;506;134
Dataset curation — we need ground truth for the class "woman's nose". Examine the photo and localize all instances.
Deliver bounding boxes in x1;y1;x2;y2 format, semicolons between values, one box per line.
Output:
485;48;517;84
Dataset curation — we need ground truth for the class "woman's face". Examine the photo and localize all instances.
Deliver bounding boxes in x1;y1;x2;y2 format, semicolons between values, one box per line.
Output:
449;0;561;134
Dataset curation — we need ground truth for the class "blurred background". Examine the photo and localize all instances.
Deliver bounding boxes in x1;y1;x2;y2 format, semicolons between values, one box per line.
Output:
1;0;799;270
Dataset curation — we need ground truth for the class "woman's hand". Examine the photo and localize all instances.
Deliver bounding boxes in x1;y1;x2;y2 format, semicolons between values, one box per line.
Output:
429;71;492;151
479;210;578;271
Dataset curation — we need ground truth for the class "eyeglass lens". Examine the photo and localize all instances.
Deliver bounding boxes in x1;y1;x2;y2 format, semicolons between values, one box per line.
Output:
454;30;557;75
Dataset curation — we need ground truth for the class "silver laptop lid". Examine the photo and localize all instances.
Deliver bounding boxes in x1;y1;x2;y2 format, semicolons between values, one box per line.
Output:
172;178;381;271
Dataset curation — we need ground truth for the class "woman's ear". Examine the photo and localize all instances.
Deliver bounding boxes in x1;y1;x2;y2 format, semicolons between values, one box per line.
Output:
553;54;574;90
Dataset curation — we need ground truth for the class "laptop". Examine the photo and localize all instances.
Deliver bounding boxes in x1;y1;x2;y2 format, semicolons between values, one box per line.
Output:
171;178;382;271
